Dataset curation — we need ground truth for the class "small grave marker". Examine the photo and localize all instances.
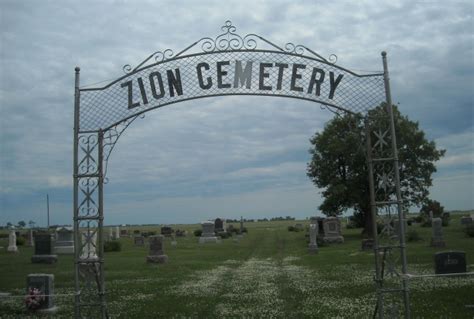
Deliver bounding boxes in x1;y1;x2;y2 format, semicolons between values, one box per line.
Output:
146;235;168;263
134;236;145;246
434;251;467;274
26;274;57;313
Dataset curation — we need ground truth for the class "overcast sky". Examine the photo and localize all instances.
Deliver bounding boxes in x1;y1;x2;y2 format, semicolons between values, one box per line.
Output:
0;0;472;226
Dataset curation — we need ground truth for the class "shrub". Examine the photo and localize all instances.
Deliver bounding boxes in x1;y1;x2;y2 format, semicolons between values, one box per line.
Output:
465;224;474;238
420;199;444;218
407;230;422;242
287;226;296;232
421;220;431;228
241;227;248;234
141;231;157;237
413;216;423;223
217;231;231;239
229;227;240;234
133;230;140;234
16;236;26;246
346;221;359;229
193;229;202;237
104;241;121;252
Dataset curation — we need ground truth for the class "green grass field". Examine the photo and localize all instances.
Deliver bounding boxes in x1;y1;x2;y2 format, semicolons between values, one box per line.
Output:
1;214;473;318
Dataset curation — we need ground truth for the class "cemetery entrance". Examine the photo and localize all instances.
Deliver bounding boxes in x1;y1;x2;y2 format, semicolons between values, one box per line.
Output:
73;21;409;318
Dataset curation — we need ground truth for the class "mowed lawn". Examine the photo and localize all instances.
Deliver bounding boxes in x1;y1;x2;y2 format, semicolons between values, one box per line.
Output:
0;215;473;318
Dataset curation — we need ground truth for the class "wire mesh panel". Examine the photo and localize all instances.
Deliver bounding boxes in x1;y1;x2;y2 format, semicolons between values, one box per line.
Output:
78;20;385;132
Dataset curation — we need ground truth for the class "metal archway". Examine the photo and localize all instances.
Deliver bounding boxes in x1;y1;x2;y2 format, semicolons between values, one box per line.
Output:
73;20;409;318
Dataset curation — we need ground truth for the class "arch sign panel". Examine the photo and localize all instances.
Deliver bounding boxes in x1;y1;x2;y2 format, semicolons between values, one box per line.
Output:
73;21;408;319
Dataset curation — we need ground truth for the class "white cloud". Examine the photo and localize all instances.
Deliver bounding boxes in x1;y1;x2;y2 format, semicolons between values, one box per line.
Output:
1;0;473;225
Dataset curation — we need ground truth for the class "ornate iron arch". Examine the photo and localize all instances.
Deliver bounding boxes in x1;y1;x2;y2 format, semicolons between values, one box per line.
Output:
73;21;409;318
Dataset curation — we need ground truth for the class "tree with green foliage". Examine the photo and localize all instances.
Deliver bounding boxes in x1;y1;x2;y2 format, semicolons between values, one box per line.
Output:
307;104;445;237
17;220;26;228
420;199;444;218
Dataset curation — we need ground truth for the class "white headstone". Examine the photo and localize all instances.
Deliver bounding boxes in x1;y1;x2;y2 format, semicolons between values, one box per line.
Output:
199;221;219;243
80;231;98;260
7;230;18;253
430;218;446;247
54;227;74;254
27;230;34;247
308;224;318;254
115;226;120;240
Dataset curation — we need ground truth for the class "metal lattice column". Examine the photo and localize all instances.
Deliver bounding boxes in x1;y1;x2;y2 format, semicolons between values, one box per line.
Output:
367;52;410;318
73;67;108;319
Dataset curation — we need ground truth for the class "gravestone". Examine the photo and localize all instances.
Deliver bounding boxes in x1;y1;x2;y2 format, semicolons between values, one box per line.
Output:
430;217;446;247
27;230;35;247
295;223;304;231
161;226;173;237
120;229;129;237
146;235;168;263
108;228;114;240
240;216;244;232
54;227;74;254
134;236;145;246
308;224;318;254
80;231;98;260
435;251;466;274
26;274;57;313
7;230;18;253
115;226;120;240
199;221;219;243
214;218;224;232
460;216;472;225
175;229;187;237
322;217;344;243
32;233;57;264
361;239;375;251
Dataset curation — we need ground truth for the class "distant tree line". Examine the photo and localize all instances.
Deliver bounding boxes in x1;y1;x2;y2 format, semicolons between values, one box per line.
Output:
227;216;296;223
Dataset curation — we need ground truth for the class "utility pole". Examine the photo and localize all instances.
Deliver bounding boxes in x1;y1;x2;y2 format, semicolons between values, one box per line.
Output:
47;194;50;229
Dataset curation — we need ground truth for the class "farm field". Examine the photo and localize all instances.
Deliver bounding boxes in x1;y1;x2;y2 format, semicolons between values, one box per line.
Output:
0;214;473;318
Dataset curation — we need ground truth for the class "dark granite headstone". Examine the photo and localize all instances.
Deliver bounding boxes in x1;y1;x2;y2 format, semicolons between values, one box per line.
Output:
26;274;57;312
32;234;57;264
120;229;129;237
175;229;186;237
460;217;472;225
435;251;467;274
134;236;145;246
214;218;224;232
146;235;168;263
161;227;173;237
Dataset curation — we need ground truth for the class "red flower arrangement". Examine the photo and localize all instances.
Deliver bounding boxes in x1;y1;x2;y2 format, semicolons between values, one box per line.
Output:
25;287;45;310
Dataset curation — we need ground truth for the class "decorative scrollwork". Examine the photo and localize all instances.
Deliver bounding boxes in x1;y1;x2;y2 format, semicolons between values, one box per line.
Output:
78;134;99;174
78;178;99;217
123;49;175;74
126;20;339;70
102;114;143;183
285;43;305;55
